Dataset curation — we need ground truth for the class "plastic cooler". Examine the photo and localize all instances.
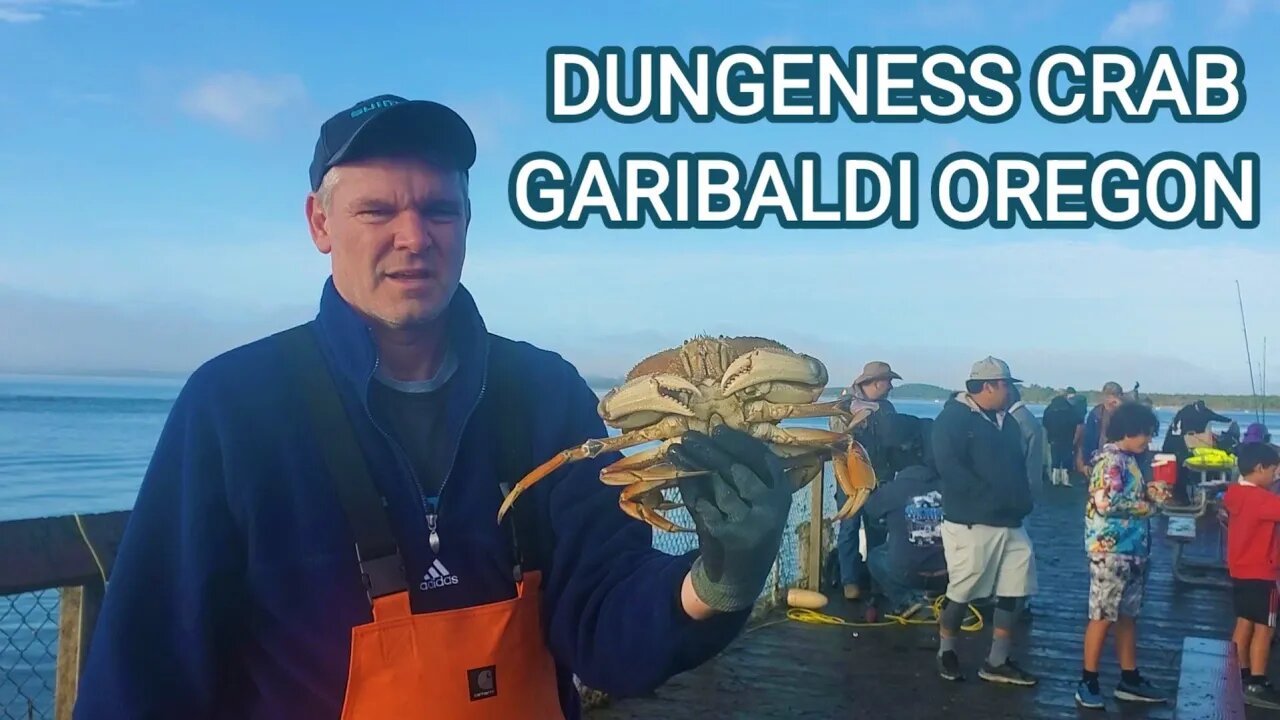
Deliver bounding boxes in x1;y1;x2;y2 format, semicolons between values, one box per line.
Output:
1152;453;1178;486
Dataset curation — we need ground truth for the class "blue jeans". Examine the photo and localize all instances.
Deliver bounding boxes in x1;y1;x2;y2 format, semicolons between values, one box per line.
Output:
835;487;865;586
867;544;940;610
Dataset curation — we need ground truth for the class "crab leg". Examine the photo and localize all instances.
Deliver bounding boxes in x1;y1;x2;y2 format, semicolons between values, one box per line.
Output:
743;398;877;425
615;477;690;533
496;415;688;523
751;426;877;520
620;496;687;534
599;442;711;486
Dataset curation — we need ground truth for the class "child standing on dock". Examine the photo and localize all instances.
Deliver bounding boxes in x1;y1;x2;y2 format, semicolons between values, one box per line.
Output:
1224;442;1280;710
1076;402;1172;710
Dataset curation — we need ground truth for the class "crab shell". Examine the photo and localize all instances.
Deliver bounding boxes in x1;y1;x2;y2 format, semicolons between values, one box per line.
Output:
598;336;828;439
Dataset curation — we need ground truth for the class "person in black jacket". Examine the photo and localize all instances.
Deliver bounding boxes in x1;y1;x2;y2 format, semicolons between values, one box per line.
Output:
1043;392;1084;486
931;357;1038;687
864;415;947;614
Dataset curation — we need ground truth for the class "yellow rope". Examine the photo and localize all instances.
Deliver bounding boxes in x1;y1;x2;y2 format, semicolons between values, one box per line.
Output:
784;595;985;632
74;513;109;586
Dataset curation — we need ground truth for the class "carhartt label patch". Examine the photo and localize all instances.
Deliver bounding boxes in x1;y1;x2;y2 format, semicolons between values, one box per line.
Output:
468;665;497;701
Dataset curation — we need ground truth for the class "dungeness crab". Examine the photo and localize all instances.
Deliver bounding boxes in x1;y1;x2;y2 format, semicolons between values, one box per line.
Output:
496;336;879;533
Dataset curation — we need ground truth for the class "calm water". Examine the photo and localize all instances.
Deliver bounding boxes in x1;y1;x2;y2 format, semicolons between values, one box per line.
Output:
1;375;1270;523
0;375;1272;717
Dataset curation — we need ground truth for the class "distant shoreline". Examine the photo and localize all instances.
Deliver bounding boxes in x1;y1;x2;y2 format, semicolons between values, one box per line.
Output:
3;371;1274;416
583;379;1276;415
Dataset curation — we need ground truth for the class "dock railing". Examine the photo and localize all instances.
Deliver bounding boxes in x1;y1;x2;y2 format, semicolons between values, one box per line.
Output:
0;512;127;720
0;475;833;718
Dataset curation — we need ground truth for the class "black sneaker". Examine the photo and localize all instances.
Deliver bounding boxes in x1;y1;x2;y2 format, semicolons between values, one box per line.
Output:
937;650;964;681
978;659;1038;686
1245;681;1280;710
1114;676;1168;703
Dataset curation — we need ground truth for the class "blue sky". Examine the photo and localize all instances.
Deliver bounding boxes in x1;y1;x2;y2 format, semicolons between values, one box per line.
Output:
1;0;1278;393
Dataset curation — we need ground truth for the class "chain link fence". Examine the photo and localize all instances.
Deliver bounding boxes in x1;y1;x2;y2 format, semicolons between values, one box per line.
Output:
582;450;839;711
650;463;837;606
0;590;59;720
0;426;842;718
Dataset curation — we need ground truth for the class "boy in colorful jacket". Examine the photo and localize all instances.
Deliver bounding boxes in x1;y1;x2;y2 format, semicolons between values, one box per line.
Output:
1224;441;1280;709
1076;402;1171;710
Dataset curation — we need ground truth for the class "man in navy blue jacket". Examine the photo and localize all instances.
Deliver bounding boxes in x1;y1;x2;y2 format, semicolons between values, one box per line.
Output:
73;95;792;719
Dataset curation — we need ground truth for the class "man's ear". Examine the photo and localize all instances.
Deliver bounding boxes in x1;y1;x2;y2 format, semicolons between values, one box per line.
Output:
306;193;332;254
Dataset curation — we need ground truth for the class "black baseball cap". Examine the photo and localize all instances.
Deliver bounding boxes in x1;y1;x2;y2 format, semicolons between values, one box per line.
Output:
309;94;476;191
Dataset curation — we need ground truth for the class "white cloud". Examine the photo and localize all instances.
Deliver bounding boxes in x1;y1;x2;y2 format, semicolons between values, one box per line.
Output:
6;227;1279;394
1217;0;1280;27
1103;0;1169;40
0;0;128;23
1224;0;1256;20
461;233;1280;394
179;72;307;138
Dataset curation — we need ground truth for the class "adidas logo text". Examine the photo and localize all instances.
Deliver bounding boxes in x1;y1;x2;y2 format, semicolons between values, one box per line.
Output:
420;559;459;591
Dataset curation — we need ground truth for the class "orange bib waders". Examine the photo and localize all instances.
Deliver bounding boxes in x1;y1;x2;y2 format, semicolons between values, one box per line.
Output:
284;326;564;719
339;571;563;719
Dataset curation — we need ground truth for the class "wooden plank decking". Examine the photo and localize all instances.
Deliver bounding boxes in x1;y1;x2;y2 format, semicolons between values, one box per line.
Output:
591;482;1264;718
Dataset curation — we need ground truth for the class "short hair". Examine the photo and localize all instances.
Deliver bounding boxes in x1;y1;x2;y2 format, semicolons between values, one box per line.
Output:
1104;401;1158;442
1238;442;1280;476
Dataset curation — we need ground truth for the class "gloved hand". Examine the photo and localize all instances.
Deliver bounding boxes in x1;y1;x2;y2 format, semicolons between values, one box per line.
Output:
669;425;792;613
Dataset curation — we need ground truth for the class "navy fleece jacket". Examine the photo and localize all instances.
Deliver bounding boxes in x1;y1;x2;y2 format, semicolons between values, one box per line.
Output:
73;278;748;719
931;393;1032;528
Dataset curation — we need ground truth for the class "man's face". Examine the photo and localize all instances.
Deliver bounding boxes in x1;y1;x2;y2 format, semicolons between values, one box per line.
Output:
862;379;893;401
991;380;1012;410
306;157;469;329
973;379;1011;410
1104;394;1122;411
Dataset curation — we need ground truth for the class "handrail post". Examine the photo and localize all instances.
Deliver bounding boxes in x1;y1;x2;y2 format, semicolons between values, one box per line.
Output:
805;470;825;591
54;578;103;720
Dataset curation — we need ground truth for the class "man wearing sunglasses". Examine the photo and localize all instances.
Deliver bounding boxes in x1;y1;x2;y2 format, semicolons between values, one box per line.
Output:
930;357;1038;687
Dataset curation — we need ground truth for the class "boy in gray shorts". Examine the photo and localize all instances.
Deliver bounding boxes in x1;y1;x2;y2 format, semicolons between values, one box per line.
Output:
1075;402;1171;709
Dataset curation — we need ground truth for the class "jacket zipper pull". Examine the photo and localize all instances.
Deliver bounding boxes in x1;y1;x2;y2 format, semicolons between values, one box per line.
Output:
427;512;440;554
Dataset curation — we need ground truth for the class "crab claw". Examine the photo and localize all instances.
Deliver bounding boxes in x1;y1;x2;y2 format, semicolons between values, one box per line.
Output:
832;439;877;519
599;374;700;431
721;348;828;397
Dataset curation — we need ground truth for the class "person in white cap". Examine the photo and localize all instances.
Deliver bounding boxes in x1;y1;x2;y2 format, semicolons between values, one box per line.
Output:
930;357;1038;686
830;361;901;600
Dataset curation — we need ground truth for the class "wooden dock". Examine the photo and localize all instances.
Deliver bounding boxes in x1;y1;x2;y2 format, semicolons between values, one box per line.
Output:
590;482;1257;718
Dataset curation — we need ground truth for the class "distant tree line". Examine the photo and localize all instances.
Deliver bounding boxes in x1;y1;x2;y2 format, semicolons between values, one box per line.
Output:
893;382;1279;413
584;377;1277;413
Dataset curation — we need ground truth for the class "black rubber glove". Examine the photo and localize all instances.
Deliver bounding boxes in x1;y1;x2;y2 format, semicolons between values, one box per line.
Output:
669;426;792;613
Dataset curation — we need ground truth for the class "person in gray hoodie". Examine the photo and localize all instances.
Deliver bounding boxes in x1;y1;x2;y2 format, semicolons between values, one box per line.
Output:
1008;384;1047;502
